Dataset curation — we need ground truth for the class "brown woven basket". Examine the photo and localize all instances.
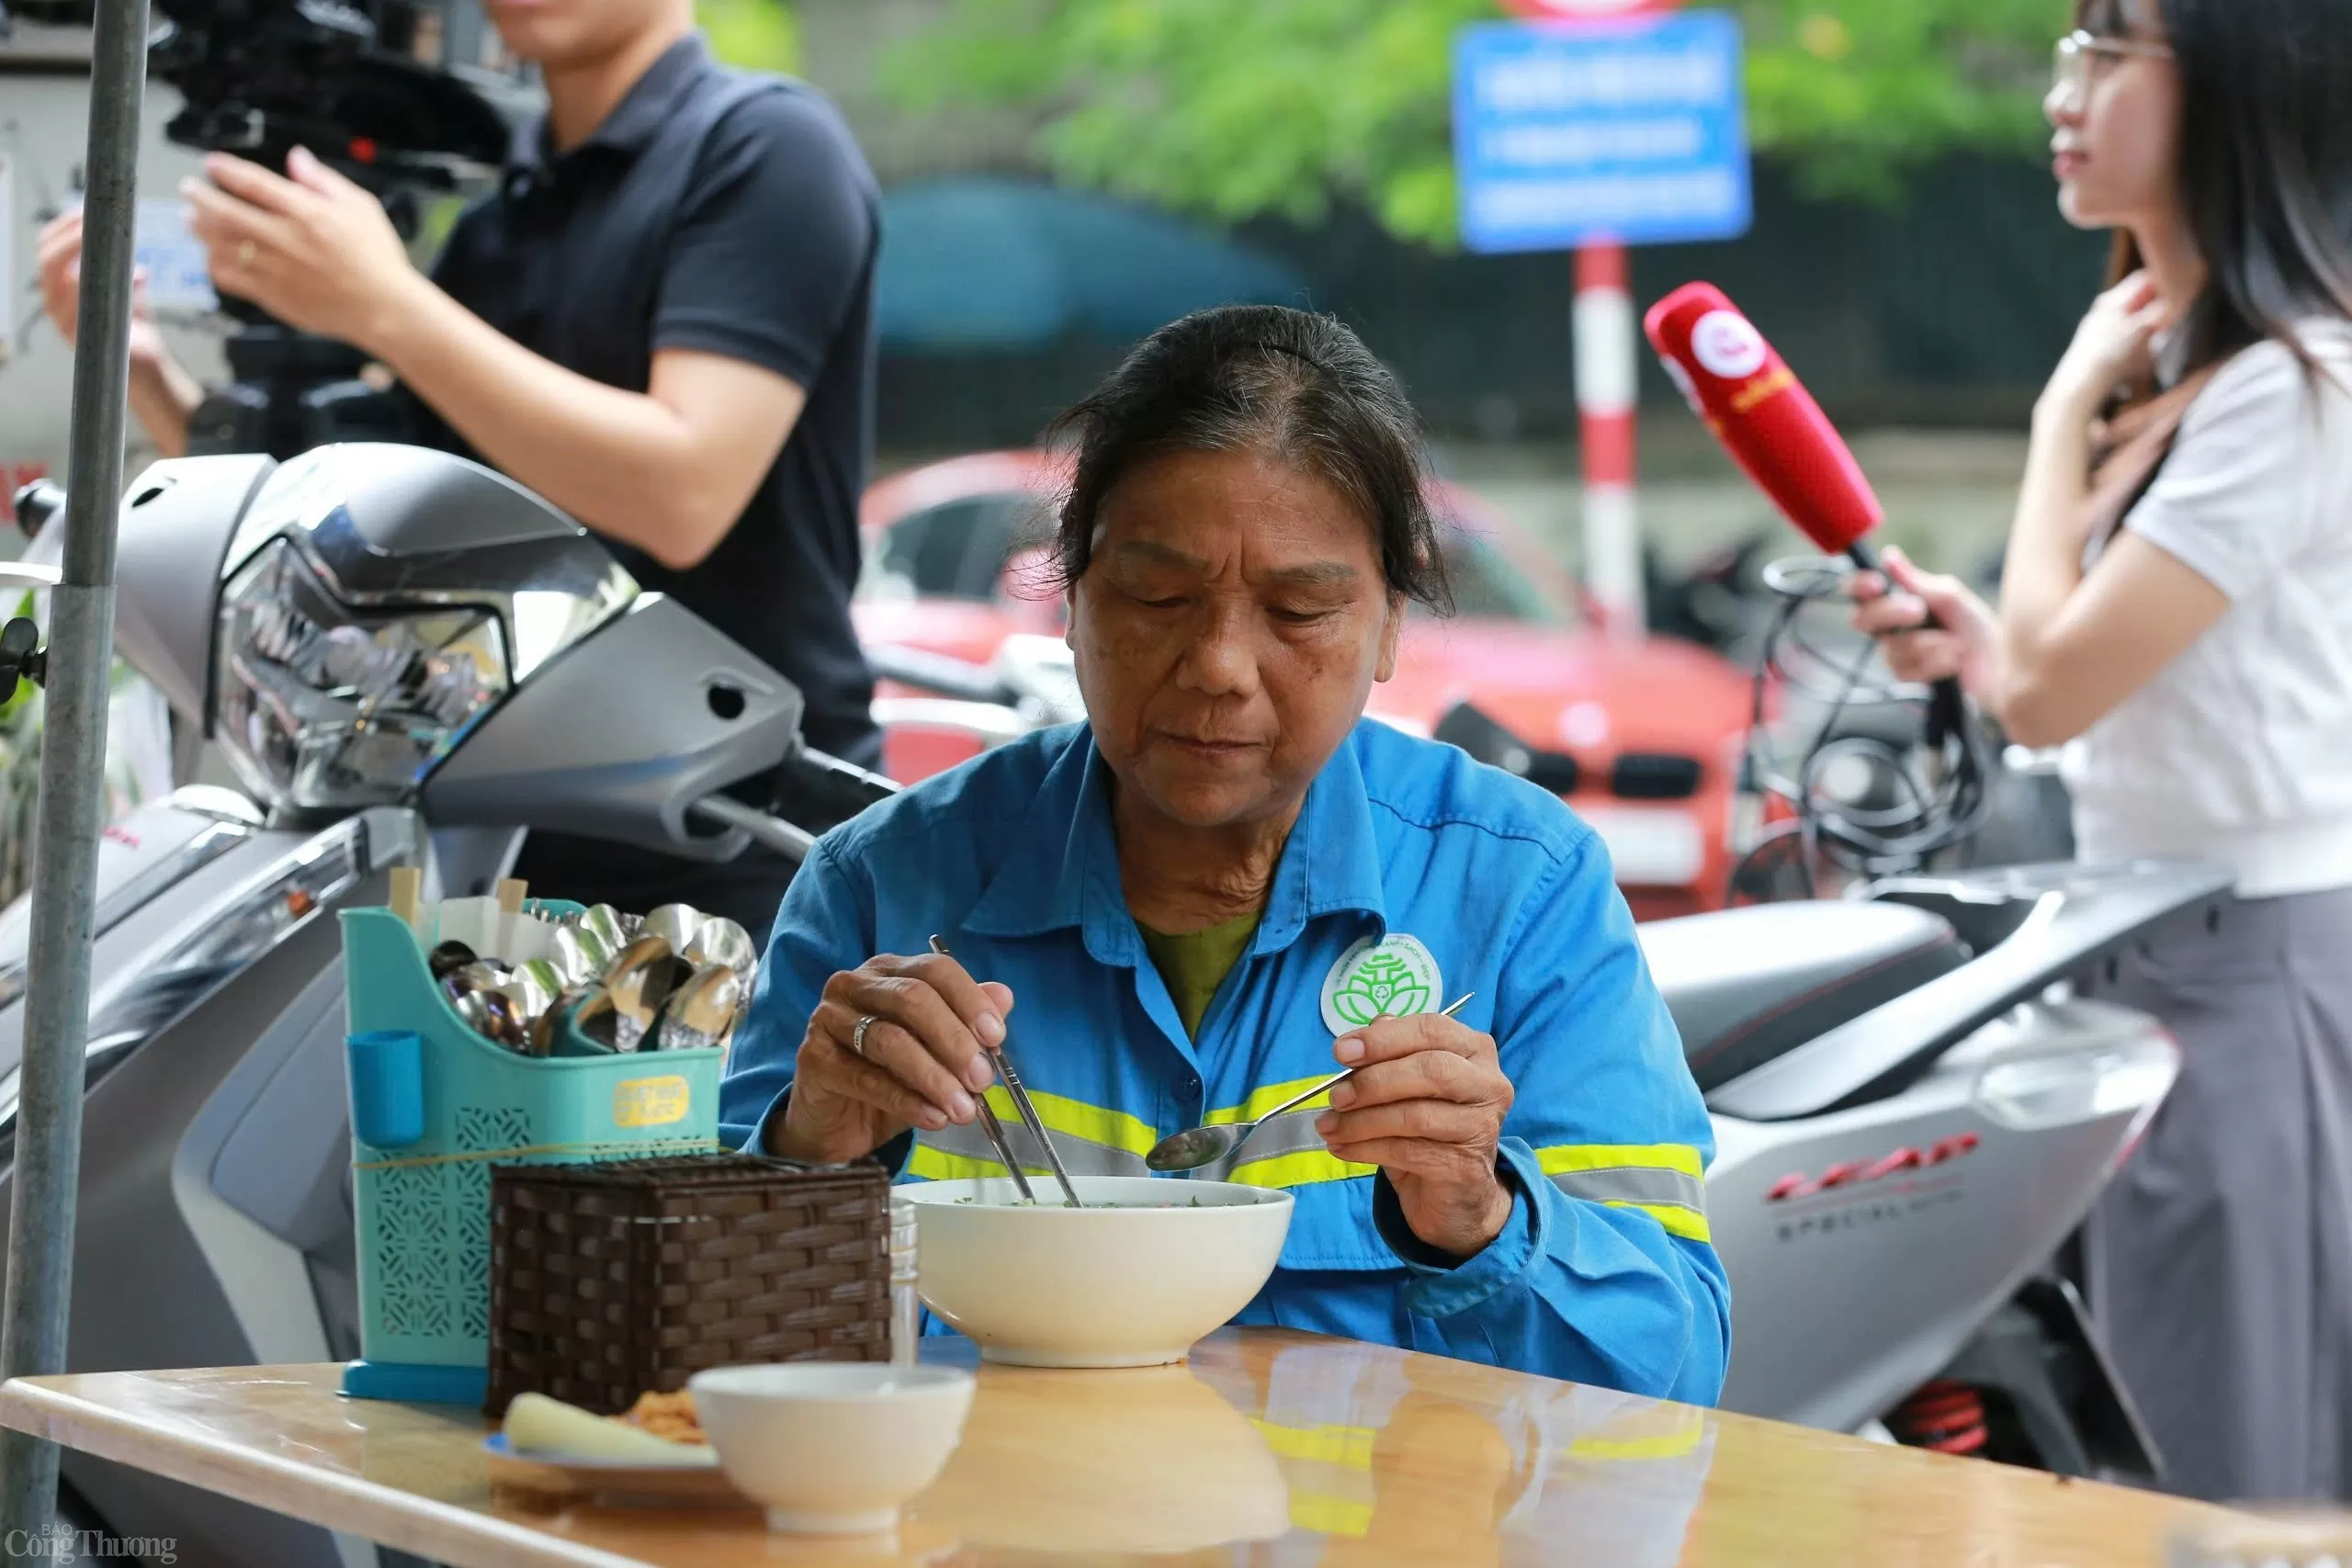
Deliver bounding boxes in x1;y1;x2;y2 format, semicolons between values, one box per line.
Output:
484;1154;891;1417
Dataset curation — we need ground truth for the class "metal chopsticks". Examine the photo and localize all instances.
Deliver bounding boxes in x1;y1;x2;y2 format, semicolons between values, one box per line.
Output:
986;1025;1082;1208
928;937;1062;1203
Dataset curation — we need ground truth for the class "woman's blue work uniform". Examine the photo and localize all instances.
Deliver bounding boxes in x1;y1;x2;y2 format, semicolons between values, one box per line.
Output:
722;719;1731;1403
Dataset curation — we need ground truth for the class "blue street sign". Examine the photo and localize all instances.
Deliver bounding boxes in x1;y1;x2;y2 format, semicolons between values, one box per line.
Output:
1453;11;1752;254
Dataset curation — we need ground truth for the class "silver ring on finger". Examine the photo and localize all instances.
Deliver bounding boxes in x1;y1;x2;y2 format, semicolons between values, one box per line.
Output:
851;1015;879;1058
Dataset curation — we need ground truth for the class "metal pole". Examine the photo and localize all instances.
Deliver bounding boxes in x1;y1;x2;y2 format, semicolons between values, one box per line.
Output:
0;0;149;1538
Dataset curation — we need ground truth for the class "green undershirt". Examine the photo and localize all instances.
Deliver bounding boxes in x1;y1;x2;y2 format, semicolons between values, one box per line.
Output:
1136;910;1262;1039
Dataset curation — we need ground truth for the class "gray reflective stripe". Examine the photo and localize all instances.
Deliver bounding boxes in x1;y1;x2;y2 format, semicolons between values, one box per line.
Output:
921;1118;1150;1178
1548;1165;1709;1214
1194;1110;1326;1182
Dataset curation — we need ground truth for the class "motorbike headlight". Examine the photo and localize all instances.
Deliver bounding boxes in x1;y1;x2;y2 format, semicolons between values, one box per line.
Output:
215;538;510;811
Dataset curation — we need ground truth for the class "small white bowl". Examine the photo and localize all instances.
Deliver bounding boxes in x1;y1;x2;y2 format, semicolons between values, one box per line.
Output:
901;1176;1294;1368
685;1363;976;1535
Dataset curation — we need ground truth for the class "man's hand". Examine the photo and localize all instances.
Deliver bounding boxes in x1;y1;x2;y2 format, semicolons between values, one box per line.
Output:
1317;1012;1515;1258
35;209;203;457
773;953;1015;1165
35;211;172;370
184;148;425;351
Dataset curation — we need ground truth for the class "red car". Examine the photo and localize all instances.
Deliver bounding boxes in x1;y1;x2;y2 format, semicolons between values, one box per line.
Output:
854;451;1755;919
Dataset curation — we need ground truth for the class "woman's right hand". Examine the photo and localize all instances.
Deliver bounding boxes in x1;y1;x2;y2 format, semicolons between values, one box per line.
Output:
37;210;170;372
2040;271;2168;427
773;953;1014;1165
1849;546;2005;698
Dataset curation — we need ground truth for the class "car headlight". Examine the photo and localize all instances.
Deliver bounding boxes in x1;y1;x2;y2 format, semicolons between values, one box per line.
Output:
215;538;510;811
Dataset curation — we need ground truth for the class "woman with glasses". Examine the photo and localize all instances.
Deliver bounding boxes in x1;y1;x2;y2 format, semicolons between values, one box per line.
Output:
1851;0;2352;1504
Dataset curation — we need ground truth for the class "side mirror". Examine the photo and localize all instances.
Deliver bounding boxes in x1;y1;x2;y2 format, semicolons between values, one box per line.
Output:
9;480;64;538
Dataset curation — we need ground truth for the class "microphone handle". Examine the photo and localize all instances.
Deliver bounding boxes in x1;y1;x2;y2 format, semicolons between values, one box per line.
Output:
1845;538;1968;750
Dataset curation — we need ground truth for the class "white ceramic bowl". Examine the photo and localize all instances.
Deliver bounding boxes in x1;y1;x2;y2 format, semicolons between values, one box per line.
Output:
685;1363;976;1535
901;1176;1294;1368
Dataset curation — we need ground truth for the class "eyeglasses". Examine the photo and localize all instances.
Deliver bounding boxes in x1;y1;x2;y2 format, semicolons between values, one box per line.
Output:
2052;29;2176;97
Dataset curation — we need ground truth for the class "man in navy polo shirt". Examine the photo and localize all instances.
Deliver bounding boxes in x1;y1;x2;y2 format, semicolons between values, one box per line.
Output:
36;0;881;940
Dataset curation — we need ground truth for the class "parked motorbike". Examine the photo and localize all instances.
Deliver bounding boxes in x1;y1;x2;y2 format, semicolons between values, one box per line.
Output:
3;447;2202;1564
2;446;880;1568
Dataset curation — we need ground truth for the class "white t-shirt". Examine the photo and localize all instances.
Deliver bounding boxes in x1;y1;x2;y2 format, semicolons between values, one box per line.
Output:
2064;320;2352;898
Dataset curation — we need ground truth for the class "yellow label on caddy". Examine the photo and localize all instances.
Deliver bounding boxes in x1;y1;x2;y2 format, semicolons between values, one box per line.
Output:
613;1076;691;1128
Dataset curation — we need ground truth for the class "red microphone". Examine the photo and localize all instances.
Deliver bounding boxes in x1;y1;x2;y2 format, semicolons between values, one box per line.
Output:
1643;281;1886;562
1645;282;1965;743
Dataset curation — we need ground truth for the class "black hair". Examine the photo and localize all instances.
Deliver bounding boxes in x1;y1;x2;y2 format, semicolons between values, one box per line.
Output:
2077;0;2352;369
1045;304;1454;615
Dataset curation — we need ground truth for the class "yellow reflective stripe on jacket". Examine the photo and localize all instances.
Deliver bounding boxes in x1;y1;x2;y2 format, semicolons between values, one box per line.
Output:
1536;1143;1712;1245
1618;1201;1711;1244
1228;1147;1378;1190
994;1085;1159;1157
1200;1077;1371;1188
910;1085;1157;1179
906;1144;1010;1182
1204;1073;1345;1126
1540;1143;1703;1179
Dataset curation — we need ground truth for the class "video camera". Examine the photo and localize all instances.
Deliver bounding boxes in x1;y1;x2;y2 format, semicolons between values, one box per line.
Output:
5;0;530;455
5;0;516;234
150;0;515;231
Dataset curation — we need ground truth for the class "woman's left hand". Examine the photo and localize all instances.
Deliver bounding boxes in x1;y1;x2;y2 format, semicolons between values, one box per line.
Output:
1317;1013;1516;1258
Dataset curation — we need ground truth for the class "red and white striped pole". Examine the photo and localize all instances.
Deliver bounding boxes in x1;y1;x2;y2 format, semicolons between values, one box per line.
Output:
1501;0;1674;637
1575;240;1644;637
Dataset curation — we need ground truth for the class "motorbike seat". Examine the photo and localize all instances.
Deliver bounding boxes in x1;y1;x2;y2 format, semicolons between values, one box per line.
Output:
1637;901;1970;1093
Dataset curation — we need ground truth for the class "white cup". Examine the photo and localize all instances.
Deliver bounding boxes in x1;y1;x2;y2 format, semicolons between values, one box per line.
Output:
686;1362;976;1536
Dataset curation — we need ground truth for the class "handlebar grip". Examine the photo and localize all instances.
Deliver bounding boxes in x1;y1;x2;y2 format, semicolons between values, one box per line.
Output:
864;643;1013;706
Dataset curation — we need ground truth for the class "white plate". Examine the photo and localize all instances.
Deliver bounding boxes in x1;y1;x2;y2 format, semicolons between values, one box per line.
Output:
482;1433;745;1510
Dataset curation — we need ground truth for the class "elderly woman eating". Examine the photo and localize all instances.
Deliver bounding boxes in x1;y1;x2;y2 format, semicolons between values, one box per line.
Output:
720;305;1729;1403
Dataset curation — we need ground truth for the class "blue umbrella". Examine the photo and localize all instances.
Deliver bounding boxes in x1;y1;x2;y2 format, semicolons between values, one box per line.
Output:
875;177;1310;352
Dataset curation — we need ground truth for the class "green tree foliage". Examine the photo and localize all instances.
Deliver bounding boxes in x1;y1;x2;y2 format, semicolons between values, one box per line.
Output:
882;0;2065;247
704;0;803;74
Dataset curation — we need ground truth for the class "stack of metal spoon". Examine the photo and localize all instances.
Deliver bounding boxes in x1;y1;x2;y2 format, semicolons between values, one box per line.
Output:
432;902;756;1060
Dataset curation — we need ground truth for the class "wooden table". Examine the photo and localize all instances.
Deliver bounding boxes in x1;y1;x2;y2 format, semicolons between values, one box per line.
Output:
0;1329;2245;1568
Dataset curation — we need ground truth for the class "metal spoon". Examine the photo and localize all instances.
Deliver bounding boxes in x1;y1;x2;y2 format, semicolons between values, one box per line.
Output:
564;987;619;1055
684;917;756;975
426;940;479;981
569;904;630;956
1144;992;1476;1174
550;924;612;990
499;960;562;1029
456;987;528;1053
442;960;510;1004
655;964;744;1053
528;984;594;1057
644;903;705;956
605;935;679;1052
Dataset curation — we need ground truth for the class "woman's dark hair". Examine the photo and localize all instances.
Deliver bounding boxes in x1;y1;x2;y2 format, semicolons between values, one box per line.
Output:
2077;0;2352;370
1045;304;1454;614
